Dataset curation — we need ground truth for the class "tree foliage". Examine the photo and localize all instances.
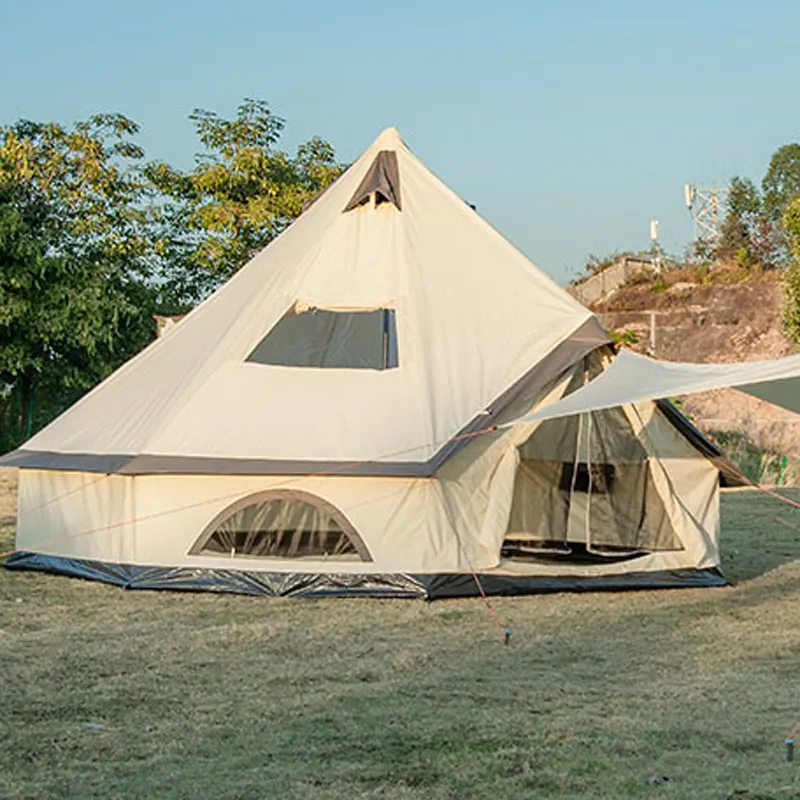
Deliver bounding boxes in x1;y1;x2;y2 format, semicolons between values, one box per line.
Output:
780;196;800;346
717;177;759;260
0;115;158;450
785;196;800;247
716;176;782;268
762;143;800;225
0;100;344;451
146;99;344;305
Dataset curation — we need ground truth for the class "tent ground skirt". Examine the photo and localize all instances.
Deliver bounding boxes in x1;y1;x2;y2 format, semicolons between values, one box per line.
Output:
5;551;728;598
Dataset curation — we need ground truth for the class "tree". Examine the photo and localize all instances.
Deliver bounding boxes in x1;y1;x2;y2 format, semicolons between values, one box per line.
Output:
785;195;800;247
146;99;344;305
716;176;781;267
0;115;158;450
763;143;800;226
717;176;760;262
779;196;800;345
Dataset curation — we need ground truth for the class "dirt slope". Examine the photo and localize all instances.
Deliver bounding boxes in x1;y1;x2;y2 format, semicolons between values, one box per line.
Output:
589;269;800;460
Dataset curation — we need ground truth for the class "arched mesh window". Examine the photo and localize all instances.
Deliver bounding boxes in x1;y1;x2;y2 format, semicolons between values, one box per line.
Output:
191;490;371;561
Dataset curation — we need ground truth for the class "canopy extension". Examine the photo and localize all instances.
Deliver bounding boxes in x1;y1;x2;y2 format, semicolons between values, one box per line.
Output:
504;349;800;428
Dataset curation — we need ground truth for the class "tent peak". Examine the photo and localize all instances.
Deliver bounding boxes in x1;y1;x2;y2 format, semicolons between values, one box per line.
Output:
373;126;403;149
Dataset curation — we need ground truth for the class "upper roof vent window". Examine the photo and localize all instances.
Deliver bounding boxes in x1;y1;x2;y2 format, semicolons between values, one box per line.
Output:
343;151;401;212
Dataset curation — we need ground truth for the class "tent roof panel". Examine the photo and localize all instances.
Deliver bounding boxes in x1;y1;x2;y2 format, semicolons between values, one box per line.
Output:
6;127;597;472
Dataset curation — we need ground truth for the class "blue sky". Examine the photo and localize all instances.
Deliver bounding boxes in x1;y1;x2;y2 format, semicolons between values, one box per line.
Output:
2;0;799;283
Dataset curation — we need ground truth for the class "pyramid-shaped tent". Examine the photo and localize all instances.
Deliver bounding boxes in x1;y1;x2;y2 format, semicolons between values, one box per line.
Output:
3;128;728;597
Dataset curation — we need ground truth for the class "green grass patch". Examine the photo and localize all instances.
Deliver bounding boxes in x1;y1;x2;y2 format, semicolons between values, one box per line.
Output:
1;490;800;798
712;430;793;486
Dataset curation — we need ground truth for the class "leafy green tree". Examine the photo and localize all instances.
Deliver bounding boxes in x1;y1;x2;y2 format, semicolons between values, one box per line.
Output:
147;99;344;305
785;196;800;247
779;196;800;346
0;115;158;450
763;143;800;226
717;176;762;263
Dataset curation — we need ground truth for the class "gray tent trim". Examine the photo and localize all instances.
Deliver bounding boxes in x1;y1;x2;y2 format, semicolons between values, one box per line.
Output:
5;551;727;598
0;450;434;476
425;316;612;472
343;150;402;211
0;451;137;474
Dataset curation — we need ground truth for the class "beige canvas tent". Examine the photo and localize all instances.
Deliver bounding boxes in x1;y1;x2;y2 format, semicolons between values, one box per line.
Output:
2;128;740;597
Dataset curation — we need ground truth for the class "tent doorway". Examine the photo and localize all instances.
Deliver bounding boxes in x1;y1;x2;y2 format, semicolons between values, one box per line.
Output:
502;395;684;564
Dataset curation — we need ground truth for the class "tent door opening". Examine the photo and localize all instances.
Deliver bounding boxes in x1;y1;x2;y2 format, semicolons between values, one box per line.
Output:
501;401;684;564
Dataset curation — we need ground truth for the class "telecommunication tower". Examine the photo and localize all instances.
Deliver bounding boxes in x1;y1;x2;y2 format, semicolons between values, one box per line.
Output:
649;218;662;272
684;183;727;245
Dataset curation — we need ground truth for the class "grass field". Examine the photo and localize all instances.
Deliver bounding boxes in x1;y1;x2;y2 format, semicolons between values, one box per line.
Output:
1;470;799;799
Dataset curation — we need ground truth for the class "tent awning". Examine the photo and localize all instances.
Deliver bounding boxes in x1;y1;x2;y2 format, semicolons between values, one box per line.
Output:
503;348;800;427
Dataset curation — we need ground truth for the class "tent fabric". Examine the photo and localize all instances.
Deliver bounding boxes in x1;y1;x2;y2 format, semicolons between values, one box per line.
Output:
0;315;610;477
2;128;730;597
654;399;747;487
492;355;719;571
505;348;800;428
11;388;720;580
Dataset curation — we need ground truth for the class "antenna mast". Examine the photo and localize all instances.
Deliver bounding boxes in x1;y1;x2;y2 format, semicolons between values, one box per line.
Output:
684;183;727;247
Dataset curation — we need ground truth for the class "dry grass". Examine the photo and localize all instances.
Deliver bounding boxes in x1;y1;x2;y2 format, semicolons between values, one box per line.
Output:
1;470;799;799
0;467;17;524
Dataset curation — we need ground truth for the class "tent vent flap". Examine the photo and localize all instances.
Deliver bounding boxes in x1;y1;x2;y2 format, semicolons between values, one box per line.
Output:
343;150;402;211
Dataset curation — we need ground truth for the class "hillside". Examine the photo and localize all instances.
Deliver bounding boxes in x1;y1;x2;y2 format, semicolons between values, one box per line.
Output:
584;266;800;478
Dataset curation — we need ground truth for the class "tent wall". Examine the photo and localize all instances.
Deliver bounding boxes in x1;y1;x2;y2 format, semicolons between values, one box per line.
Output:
433;361;722;578
625;401;720;568
14;395;720;584
17;470;464;573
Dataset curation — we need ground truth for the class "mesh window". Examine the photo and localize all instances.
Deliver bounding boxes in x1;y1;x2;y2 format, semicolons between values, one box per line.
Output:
247;307;398;369
559;462;615;494
506;459;569;547
193;491;371;561
575;409;680;552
